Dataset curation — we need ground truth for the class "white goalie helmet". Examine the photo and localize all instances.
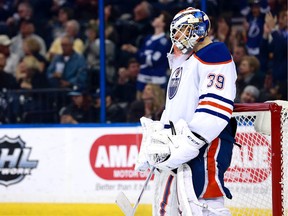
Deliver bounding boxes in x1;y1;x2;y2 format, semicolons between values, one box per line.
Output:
170;7;211;54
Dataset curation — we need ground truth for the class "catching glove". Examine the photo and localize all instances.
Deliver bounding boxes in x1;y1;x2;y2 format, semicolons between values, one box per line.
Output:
146;119;207;170
134;117;164;172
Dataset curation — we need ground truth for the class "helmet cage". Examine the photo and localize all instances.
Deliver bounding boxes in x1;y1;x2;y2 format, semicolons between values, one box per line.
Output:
170;9;210;54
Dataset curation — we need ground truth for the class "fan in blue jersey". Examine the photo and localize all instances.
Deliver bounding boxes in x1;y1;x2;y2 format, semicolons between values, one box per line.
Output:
121;11;172;99
240;0;270;56
135;7;238;216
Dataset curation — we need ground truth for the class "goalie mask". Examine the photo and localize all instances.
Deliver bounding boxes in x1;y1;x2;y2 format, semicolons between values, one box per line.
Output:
170;7;210;54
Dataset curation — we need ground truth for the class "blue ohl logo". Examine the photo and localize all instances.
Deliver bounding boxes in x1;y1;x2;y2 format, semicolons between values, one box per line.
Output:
168;67;182;99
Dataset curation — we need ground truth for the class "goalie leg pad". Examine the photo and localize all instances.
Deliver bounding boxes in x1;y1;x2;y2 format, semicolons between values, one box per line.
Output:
153;170;178;216
177;163;203;216
198;197;231;216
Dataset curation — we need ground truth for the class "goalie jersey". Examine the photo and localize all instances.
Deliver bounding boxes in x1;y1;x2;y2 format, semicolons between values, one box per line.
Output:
161;42;237;143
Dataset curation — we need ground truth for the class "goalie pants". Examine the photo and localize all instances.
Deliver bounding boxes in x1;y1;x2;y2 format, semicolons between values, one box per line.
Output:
153;122;235;215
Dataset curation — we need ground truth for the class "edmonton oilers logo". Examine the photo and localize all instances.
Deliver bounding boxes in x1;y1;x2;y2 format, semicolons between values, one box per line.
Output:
168;67;182;99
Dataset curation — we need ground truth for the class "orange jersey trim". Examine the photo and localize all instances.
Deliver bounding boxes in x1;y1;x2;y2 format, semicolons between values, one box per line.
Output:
203;138;224;198
199;101;233;114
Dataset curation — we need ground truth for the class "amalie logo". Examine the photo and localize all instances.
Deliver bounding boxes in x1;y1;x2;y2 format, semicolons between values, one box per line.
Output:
89;134;151;180
225;132;271;183
89;132;271;183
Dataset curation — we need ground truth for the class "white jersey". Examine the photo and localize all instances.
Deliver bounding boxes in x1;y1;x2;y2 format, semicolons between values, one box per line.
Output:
161;42;237;143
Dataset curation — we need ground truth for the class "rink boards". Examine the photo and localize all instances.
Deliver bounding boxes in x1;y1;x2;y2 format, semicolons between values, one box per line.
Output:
0;124;275;215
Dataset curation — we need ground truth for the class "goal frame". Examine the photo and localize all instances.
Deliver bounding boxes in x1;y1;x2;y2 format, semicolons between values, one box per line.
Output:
233;102;283;216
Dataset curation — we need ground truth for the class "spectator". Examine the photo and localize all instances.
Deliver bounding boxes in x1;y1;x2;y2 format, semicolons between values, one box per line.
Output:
258;72;280;101
10;19;47;60
83;20;116;86
84;4;119;45
12;55;49;123
47;19;84;61
46;35;87;88
121;11;172;99
127;83;165;122
101;4;120;45
93;88;126;123
241;0;270;57
16;36;46;83
0;34;20;76
268;0;287;15
26;0;53;45
49;6;74;41
0;53;18;90
59;87;97;124
229;25;247;52
16;56;47;89
260;10;287;100
0;1;12;34
214;14;233;50
112;58;140;106
236;55;264;101
6;2;33;36
50;0;74;13
106;93;126;123
73;0;98;22
22;36;48;73
232;43;248;71
0;42;16;124
0;91;8;123
116;0;154;46
237;85;260;103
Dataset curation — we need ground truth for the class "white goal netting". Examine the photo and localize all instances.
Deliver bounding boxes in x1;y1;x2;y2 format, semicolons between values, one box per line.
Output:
224;101;288;216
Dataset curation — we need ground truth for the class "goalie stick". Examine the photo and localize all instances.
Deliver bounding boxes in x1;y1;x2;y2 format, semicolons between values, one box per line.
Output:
115;166;156;216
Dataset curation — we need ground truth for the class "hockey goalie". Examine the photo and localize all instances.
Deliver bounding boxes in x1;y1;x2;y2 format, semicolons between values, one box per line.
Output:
134;7;238;216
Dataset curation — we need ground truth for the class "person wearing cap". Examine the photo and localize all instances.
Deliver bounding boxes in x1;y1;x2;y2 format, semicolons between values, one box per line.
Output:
92;88;126;123
59;86;96;124
0;34;20;76
239;85;260;103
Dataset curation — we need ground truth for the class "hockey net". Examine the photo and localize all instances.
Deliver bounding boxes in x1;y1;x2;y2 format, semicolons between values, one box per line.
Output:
224;101;288;216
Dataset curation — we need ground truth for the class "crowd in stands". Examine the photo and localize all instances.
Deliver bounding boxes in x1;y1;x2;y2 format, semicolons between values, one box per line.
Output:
0;0;287;124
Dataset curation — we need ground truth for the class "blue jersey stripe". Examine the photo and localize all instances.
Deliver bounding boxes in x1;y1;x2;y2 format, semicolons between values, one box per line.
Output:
199;93;234;106
195;108;230;122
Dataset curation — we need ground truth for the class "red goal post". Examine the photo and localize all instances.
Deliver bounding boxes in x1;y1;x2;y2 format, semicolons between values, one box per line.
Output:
225;101;287;216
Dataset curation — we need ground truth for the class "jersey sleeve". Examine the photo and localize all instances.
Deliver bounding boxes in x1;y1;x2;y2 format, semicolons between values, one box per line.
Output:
189;44;237;143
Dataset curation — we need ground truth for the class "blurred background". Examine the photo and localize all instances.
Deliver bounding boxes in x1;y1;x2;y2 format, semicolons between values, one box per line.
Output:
0;0;287;215
0;0;286;125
